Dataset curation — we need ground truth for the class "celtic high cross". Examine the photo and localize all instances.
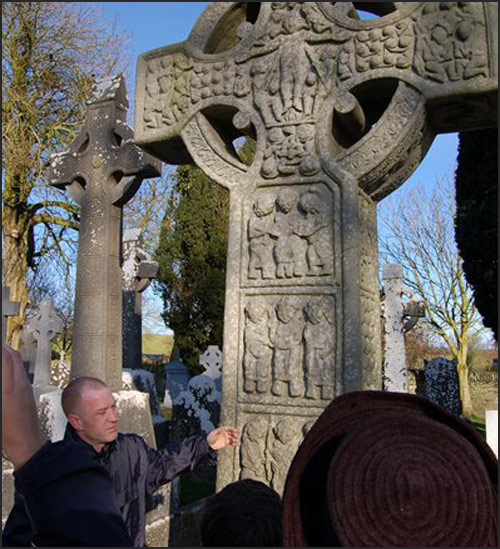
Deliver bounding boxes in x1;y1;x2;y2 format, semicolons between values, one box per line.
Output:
135;2;497;490
49;75;160;390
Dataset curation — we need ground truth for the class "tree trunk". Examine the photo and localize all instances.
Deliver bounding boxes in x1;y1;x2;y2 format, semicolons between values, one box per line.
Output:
456;343;473;417
2;202;31;349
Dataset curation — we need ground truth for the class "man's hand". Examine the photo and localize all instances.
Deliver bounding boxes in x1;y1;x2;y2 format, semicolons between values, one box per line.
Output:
2;344;46;468
206;426;238;451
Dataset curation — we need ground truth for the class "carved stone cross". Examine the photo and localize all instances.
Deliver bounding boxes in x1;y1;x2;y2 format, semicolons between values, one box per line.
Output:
381;264;424;393
27;298;63;389
122;229;159;370
49;75;161;390
134;2;497;489
2;284;20;345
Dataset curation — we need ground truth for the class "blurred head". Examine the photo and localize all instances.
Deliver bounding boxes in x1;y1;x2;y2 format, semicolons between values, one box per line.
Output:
62;377;119;452
201;480;283;547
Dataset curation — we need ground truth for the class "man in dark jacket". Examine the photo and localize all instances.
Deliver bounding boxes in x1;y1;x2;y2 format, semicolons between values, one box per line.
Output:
4;376;237;547
2;344;132;547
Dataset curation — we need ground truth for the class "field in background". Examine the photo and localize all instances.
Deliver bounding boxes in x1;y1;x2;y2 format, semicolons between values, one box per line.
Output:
142;334;174;359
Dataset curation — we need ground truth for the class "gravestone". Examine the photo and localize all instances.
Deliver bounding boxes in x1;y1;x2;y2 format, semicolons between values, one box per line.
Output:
135;2;498;490
2;284;20;345
485;410;498;458
382;264;424;392
199;345;223;392
48;74;161;391
425;357;461;415
122;229;159;370
164;360;190;408
26;298;63;400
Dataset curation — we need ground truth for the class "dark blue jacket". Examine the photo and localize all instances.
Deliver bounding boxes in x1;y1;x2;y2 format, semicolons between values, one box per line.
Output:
5;439;132;547
4;424;211;547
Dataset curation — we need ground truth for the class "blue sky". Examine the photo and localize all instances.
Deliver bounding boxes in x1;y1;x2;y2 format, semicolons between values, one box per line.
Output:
96;2;460;334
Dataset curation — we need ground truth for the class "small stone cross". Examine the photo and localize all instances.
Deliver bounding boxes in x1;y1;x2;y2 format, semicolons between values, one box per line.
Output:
2;285;20;345
48;75;161;390
27;298;63;388
122;229;159;370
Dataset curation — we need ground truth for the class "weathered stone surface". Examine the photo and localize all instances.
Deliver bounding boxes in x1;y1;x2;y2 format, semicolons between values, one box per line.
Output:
382;265;424;392
486;410;498;457
48;75;161;391
26;298;62;399
122;229;158;371
425;357;461;415
164;360;190;408
2;284;20;345
135;2;498;491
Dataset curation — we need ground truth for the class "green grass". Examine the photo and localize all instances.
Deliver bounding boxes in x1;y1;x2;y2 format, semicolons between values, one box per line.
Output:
469;416;487;439
142;334;174;357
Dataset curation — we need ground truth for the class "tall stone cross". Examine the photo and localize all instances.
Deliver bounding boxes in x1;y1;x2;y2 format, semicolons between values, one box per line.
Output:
2;284;20;345
49;75;161;391
122;229;159;370
381;264;424;393
134;2;498;489
27;298;63;389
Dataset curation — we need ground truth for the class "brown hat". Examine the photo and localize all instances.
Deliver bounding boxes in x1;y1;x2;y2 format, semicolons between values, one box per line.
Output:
282;391;498;547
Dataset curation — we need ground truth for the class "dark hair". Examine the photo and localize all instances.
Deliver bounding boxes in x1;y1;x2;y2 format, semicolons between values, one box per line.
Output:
200;480;283;547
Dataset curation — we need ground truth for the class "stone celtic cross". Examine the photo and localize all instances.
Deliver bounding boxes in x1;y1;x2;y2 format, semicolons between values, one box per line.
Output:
49;75;161;390
135;2;498;489
122;229;159;370
27;298;63;389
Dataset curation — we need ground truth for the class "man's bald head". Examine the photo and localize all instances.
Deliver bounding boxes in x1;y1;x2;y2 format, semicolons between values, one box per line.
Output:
61;377;108;418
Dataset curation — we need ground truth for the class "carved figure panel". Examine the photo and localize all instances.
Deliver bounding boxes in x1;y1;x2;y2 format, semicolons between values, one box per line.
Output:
241;295;337;402
244;185;336;286
239;415;310;494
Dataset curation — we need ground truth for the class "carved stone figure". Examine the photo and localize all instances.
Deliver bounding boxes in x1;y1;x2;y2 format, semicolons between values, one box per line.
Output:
269;419;299;494
240;419;269;482
248;196;276;280
271;299;304;397
303;299;335;400
297;190;334;276
243;301;273;394
271;190;306;279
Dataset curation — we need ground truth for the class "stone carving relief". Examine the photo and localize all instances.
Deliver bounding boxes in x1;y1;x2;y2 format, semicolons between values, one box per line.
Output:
239;416;313;492
412;2;488;84
240;419;269;481
242;295;336;401
140;3;491;182
246;185;335;285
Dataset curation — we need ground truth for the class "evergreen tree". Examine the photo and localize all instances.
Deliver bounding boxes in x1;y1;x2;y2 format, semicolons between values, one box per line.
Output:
155;166;229;373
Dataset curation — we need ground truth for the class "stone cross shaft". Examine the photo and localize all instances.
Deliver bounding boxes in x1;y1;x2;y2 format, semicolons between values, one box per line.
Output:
48;75;161;390
122;229;159;370
27;298;63;388
2;285;20;345
135;2;498;489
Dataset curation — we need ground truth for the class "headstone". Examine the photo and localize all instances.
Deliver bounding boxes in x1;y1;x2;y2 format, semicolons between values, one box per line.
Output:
164;360;190;408
485;410;498;458
26;298;63;399
425;357;462;415
199;345;223;392
135;2;498;490
48;74;161;391
382;265;424;392
122;229;159;370
2;284;20;345
122;368;163;423
19;325;37;381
